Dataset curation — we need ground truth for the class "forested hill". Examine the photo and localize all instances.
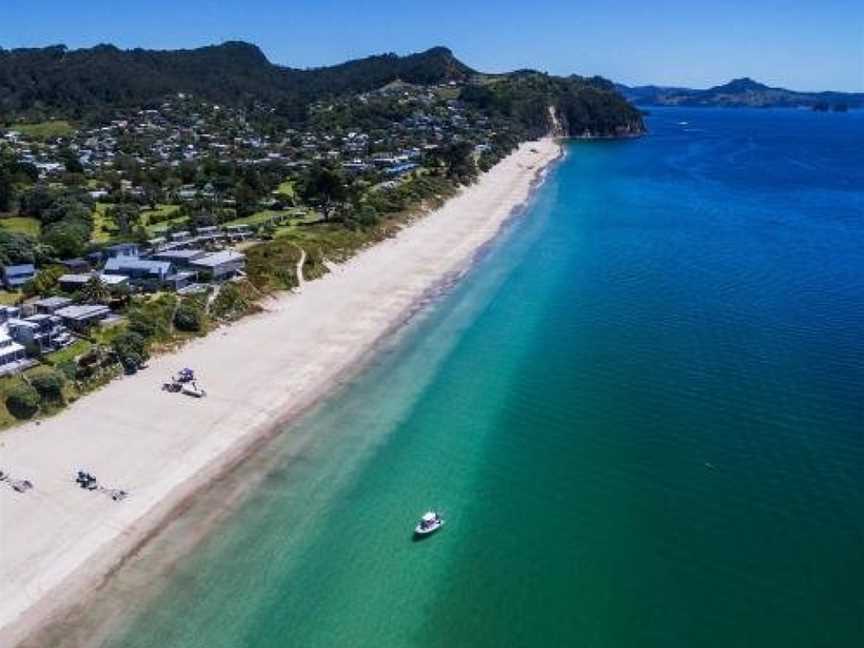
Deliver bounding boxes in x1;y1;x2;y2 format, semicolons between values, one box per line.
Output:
0;42;643;137
617;77;864;110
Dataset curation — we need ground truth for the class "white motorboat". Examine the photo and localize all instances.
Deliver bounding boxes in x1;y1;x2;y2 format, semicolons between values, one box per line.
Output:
414;511;444;536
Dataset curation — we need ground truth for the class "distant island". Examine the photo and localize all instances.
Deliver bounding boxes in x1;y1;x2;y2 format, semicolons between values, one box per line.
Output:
617;77;863;110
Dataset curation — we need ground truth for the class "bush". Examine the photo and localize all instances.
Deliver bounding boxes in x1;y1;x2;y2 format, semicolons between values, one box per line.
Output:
6;383;40;419
174;302;203;332
111;331;149;373
28;367;66;403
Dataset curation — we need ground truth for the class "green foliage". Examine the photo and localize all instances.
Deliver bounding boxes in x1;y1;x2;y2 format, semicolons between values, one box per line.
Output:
174;301;204;332
0;44;472;120
0;229;37;265
23;265;64;297
246;239;302;291
111;330;149;373
80;275;110;304
127;294;178;342
6;383;40;419
28;367;66;403
209;280;259;321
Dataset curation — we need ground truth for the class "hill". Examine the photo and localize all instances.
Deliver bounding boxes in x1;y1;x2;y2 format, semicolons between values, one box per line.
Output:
617;77;864;110
0;42;642;137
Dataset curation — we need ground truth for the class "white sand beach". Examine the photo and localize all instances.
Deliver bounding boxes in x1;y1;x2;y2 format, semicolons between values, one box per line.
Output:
0;137;560;645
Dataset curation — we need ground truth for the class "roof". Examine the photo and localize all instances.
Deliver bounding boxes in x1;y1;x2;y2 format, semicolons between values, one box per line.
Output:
153;249;206;261
190;250;245;268
104;257;172;276
59;273;129;286
33;296;73;309
2;264;35;276
55;304;111;321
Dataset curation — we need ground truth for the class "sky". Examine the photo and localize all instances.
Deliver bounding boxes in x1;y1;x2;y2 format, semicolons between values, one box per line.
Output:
2;0;863;91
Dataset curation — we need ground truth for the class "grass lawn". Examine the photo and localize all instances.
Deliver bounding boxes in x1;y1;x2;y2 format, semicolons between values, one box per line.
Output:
42;339;93;367
0;216;41;237
142;205;186;236
91;203;116;243
11;120;76;141
276;180;295;198
0;290;22;305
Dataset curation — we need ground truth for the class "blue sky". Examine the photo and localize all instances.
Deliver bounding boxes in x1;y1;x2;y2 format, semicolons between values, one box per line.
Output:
3;1;862;91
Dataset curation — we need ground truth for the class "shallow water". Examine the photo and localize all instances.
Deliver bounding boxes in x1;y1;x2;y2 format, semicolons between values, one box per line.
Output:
103;108;864;647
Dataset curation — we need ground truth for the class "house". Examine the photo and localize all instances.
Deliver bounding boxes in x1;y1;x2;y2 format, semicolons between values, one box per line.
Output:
8;314;71;354
61;258;90;274
103;243;141;259
189;250;245;281
1;264;36;290
32;296;73;314
151;249;206;268
103;257;173;290
224;224;253;241
0;305;21;323
0;330;28;374
58;273;129;292
54;304;112;332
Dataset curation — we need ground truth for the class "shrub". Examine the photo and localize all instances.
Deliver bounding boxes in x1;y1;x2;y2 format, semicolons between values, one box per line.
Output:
6;383;40;419
174;302;203;332
28;367;66;403
111;331;149;373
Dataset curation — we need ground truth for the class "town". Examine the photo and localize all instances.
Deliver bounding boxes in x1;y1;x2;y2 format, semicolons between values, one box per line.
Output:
0;80;519;423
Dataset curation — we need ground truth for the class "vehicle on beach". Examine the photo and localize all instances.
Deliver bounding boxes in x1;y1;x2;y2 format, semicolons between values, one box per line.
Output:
162;368;207;397
414;511;444;536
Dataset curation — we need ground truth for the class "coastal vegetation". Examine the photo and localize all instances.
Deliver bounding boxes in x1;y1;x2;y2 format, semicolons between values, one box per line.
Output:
0;42;644;428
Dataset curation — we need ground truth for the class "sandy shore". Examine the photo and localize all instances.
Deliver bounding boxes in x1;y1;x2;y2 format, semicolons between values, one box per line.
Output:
0;137;561;645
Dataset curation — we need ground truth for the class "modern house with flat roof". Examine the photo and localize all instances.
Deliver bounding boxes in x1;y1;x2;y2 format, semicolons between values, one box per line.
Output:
8;314;71;354
58;273;129;292
189;250;246;281
32;296;73;314
103;243;141;259
0;330;29;374
152;248;207;268
104;257;173;290
1;264;36;290
54;304;112;332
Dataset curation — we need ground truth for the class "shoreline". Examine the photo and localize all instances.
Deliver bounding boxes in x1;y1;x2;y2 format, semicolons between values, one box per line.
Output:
0;137;563;646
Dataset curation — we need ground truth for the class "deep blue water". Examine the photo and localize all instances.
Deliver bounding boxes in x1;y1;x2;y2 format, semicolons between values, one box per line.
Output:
104;107;864;647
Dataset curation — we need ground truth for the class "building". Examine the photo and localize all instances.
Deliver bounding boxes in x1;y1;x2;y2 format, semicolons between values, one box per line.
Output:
189;250;246;281
8;314;71;354
1;264;36;290
61;258;91;274
103;257;173;290
0;328;31;375
54;304;112;332
58;273;129;292
32;296;73;315
152;249;207;268
103;243;141;259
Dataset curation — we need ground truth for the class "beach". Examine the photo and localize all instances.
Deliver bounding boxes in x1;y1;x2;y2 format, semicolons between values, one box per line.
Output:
0;137;561;646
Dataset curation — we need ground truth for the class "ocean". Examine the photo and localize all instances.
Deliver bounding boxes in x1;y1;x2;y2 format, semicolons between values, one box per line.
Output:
100;108;863;647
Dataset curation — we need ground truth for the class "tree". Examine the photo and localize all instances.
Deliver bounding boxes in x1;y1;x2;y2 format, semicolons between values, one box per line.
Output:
28;367;66;403
109;204;140;237
174;302;204;332
0;230;37;265
80;275;110;304
23;265;65;297
111;331;149;373
301;165;347;219
41;218;91;258
6;383;40;419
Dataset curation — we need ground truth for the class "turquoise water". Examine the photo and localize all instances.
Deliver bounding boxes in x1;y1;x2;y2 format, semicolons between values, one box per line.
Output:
108;108;864;647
